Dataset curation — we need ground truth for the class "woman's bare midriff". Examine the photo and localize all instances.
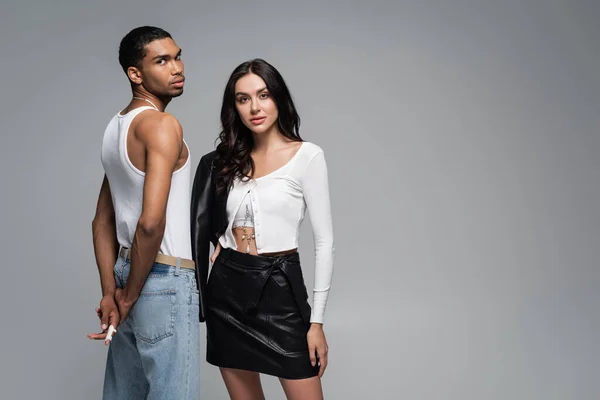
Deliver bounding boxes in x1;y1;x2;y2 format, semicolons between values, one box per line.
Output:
232;227;297;256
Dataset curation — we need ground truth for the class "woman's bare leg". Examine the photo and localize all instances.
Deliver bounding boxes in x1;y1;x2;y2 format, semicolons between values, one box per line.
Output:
220;368;265;400
279;376;323;400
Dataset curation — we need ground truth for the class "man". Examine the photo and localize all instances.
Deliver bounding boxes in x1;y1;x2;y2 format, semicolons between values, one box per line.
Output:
87;26;200;399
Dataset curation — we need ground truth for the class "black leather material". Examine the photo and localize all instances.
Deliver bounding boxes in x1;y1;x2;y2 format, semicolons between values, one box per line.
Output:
190;150;228;322
205;248;319;379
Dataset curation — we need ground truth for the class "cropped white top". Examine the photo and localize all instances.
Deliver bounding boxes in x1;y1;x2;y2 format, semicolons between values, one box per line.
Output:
218;142;334;323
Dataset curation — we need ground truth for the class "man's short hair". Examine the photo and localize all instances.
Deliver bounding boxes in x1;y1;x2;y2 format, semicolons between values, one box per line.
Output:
118;26;172;73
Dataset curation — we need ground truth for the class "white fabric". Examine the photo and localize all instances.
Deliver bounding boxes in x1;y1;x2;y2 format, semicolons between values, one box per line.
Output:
219;142;334;323
231;191;255;228
101;106;192;259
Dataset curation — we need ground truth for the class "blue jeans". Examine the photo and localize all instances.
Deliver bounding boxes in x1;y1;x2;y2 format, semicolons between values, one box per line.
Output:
102;257;200;400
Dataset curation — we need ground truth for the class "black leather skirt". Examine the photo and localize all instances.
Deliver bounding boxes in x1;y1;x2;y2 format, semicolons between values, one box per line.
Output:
206;247;319;379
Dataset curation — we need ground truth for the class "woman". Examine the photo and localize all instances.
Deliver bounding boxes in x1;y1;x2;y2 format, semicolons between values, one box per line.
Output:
191;58;334;400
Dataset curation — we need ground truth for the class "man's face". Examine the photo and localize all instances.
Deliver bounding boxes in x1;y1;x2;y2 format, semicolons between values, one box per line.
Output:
135;38;185;98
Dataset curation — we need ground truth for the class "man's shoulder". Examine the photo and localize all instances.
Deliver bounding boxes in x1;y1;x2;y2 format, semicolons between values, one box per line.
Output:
137;110;181;130
135;111;183;146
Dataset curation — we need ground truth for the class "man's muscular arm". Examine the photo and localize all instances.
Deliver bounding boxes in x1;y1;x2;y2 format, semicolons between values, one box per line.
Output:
88;175;120;343
117;113;183;321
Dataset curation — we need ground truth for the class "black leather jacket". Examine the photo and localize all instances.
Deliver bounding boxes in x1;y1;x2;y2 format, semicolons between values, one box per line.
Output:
190;150;229;321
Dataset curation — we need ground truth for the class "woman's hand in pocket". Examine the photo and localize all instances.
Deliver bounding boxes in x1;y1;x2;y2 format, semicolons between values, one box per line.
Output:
210;242;221;264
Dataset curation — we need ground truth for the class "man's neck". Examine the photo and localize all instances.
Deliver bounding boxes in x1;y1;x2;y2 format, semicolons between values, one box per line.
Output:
131;90;170;112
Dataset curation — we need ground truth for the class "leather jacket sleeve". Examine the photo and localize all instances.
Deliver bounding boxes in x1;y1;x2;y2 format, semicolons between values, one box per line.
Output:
190;152;216;322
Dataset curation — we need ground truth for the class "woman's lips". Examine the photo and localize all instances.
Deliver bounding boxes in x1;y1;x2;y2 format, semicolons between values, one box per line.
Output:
250;117;266;125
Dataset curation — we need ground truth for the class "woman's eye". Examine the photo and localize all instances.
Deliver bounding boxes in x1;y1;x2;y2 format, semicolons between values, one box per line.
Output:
260;93;269;99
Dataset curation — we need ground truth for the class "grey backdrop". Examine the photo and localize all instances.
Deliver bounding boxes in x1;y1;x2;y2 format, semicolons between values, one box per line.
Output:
1;0;598;399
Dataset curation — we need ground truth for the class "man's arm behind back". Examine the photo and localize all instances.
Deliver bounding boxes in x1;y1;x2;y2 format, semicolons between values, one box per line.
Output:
118;112;184;313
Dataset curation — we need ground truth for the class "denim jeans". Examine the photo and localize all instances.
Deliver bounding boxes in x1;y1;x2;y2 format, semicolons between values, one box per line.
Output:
102;257;200;400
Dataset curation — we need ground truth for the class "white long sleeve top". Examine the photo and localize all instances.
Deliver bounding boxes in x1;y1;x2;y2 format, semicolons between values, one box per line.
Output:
218;141;334;323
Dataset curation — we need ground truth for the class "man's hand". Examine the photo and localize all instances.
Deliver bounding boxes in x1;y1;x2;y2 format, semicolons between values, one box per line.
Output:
88;295;120;346
115;288;137;323
307;323;329;378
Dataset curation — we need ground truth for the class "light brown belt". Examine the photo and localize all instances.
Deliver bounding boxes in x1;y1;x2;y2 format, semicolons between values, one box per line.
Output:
119;247;195;270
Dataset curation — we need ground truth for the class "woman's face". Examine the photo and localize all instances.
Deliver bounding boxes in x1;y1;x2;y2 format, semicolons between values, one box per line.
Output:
234;73;279;135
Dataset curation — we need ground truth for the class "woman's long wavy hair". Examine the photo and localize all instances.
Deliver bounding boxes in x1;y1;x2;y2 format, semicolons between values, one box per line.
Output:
215;58;302;194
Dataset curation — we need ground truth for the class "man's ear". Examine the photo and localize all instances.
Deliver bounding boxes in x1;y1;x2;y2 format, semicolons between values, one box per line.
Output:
127;66;142;85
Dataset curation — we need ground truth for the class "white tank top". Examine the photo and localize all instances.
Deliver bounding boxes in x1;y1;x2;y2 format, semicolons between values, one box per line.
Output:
100;106;192;259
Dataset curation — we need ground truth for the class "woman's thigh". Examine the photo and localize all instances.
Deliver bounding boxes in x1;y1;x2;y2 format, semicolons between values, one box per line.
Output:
220;367;265;400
